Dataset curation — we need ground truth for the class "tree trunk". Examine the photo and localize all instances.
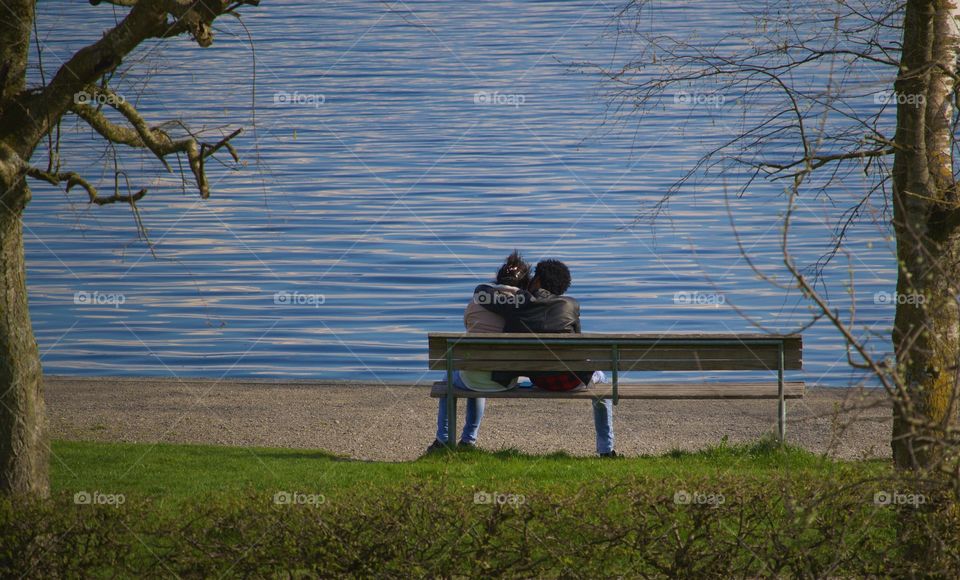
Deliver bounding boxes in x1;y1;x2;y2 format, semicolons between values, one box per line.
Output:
891;0;960;471
0;178;47;497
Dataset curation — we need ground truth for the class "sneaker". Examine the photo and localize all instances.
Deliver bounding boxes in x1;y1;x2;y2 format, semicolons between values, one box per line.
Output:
598;450;619;458
457;441;477;450
426;439;450;453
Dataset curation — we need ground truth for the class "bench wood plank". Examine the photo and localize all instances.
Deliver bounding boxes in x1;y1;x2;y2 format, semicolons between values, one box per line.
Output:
430;381;805;399
430;359;795;372
429;332;802;340
428;333;802;372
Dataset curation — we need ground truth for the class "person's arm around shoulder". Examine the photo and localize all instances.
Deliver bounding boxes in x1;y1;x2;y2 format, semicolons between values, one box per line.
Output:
473;283;530;316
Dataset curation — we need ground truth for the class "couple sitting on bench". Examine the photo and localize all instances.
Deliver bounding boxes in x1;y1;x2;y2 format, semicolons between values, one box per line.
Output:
427;252;617;457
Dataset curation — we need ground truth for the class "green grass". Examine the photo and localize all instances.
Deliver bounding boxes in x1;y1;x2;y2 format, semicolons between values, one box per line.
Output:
11;439;952;577
51;436;891;510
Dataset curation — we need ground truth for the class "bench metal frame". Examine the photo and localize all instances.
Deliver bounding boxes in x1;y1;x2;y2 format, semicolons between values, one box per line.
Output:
437;335;797;448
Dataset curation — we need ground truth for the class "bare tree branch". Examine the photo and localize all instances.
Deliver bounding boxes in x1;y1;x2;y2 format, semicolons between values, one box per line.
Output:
24;166;146;205
67;85;242;197
0;0;258;160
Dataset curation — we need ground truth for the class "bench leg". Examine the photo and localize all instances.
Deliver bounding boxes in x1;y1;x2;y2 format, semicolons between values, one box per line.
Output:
446;394;457;448
777;343;785;444
445;347;456;448
778;397;785;443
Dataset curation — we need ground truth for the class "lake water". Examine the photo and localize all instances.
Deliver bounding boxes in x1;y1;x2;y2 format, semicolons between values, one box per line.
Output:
23;1;897;386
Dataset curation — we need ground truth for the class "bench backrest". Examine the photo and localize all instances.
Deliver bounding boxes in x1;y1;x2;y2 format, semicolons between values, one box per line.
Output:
428;333;802;372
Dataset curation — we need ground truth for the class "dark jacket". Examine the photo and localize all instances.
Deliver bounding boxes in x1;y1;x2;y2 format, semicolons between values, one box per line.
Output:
474;285;581;334
473;285;592;386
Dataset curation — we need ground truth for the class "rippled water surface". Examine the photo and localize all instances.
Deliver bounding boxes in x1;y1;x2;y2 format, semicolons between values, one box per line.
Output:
24;1;897;385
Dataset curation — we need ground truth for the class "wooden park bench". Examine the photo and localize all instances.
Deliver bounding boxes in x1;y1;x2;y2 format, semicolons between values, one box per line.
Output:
428;332;804;447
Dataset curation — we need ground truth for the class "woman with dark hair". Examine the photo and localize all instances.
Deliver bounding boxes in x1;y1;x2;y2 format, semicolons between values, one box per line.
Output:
427;251;531;452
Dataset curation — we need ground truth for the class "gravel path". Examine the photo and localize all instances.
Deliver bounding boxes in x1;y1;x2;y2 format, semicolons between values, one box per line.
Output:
45;376;893;461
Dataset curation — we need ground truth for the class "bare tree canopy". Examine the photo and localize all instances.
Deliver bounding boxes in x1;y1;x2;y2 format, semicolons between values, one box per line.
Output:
597;0;960;474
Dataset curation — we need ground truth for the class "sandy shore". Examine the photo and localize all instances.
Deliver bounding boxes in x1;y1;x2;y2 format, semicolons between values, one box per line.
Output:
45;376;893;461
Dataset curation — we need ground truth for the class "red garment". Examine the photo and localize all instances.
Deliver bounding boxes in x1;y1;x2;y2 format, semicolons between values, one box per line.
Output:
532;372;585;391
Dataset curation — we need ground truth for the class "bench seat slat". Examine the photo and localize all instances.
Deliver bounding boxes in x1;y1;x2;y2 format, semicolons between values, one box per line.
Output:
428;359;796;372
429;381;806;400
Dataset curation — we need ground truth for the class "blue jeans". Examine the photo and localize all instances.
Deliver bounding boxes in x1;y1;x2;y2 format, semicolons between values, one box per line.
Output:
435;371;486;444
592;398;615;454
436;371;615;453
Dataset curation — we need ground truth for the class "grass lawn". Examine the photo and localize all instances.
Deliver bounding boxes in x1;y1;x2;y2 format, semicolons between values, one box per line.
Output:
50;437;890;509
4;438;951;577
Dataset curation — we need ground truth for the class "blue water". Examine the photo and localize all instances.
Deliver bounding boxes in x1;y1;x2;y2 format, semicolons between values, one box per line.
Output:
23;1;897;386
